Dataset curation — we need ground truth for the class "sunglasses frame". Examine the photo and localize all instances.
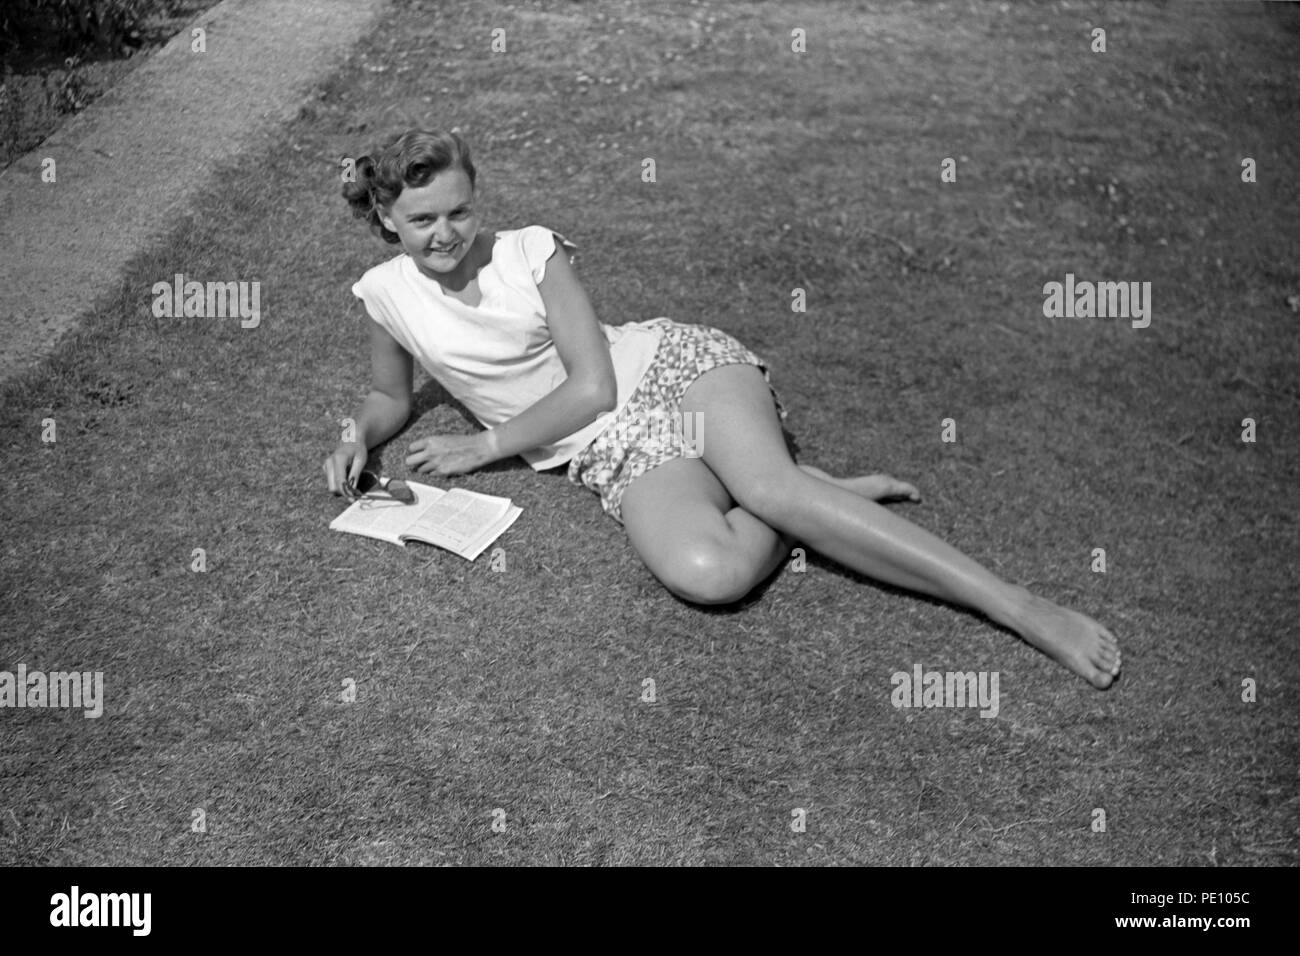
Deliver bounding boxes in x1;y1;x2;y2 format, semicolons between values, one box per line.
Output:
343;470;415;504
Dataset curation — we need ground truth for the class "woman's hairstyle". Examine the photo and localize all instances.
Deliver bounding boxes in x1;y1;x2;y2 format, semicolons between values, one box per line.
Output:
342;129;477;244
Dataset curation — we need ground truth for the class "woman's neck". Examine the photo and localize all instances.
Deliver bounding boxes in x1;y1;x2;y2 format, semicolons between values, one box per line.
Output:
419;232;485;291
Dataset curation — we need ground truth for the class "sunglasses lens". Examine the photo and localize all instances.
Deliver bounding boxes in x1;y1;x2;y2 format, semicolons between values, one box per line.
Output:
388;480;414;503
355;471;380;494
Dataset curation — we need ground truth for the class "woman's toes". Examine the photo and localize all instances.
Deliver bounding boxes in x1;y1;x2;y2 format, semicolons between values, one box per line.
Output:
863;475;920;501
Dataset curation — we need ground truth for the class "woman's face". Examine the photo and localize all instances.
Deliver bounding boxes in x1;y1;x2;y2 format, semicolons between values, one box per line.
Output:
380;168;480;278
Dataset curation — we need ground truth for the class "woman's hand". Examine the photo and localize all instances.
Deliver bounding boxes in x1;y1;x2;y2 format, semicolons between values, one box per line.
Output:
405;431;496;477
323;441;368;495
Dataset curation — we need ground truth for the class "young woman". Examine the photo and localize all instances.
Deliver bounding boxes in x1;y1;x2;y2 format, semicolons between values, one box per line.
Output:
323;129;1122;689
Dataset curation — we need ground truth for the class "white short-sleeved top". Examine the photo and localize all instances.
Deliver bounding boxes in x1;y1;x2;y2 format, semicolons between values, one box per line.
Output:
350;225;665;470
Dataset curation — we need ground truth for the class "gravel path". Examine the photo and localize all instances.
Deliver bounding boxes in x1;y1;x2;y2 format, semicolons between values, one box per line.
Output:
0;0;389;385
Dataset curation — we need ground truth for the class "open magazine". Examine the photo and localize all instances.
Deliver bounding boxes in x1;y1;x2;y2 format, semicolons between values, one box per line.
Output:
329;480;521;561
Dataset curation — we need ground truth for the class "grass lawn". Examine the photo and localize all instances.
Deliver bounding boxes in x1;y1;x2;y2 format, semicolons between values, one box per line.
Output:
1;0;1297;865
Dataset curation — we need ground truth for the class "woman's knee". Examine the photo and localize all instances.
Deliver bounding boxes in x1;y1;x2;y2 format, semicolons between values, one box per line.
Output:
660;537;754;605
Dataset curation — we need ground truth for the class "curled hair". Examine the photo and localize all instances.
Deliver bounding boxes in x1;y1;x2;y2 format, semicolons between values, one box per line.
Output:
342;129;477;244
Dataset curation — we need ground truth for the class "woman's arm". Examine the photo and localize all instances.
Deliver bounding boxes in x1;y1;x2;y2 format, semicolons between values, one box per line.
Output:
323;318;413;493
354;316;414;448
475;238;617;463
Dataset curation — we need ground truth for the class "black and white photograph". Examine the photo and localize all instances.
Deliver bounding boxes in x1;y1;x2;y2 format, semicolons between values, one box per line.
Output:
0;0;1295;913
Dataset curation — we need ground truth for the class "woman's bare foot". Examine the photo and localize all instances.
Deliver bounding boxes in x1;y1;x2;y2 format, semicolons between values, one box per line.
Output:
1003;585;1123;689
799;464;921;503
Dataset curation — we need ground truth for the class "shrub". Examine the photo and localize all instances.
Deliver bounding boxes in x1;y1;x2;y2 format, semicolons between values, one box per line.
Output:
1;0;170;57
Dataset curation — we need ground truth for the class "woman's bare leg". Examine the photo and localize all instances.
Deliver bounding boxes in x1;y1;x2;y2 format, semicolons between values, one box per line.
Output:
681;364;1123;688
619;456;790;605
799;464;921;503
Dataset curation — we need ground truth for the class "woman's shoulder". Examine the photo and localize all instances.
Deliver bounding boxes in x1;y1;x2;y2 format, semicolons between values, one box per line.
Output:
352;250;410;296
495;224;578;252
494;226;578;285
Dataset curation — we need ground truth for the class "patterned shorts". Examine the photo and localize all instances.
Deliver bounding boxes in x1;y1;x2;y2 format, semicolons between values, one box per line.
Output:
566;317;790;525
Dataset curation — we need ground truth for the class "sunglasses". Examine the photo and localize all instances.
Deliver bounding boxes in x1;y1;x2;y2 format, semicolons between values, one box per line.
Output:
343;470;416;504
